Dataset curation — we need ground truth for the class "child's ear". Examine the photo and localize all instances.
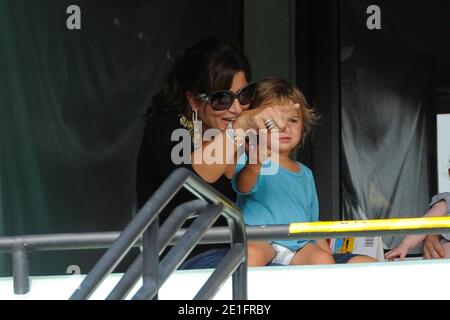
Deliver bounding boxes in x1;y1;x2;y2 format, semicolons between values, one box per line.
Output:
185;92;199;113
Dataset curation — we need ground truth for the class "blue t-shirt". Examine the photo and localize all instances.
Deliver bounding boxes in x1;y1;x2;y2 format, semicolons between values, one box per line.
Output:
232;158;319;251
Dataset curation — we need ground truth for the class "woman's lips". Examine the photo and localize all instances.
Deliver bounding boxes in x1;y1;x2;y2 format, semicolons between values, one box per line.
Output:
279;137;291;143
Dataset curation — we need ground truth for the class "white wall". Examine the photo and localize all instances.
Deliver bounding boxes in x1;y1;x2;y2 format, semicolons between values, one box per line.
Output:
3;260;450;300
437;114;450;193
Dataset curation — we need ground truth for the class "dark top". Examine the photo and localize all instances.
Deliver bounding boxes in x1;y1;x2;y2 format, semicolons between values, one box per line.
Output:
136;111;235;254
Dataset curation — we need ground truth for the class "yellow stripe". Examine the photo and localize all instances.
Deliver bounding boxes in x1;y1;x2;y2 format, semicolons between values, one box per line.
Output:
289;217;450;234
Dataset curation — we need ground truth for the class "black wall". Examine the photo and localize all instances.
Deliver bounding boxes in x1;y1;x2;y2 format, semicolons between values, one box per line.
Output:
296;0;341;221
0;0;242;276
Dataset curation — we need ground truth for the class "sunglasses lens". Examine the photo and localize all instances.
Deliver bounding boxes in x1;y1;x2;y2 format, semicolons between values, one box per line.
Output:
207;83;256;110
210;91;234;110
237;83;256;105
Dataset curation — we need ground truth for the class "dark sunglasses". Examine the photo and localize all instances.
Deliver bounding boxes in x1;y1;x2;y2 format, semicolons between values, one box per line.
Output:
196;82;256;111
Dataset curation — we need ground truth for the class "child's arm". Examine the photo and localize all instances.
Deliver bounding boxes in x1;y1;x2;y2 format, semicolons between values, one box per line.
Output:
235;143;267;194
236;162;262;194
385;200;448;261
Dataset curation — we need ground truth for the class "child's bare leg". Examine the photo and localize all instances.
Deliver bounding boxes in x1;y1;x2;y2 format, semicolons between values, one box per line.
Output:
247;241;276;267
291;243;335;265
346;255;378;263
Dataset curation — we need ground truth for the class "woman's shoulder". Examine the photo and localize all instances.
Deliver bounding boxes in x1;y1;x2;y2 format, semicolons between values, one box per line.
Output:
140;111;186;153
145;111;186;140
147;111;182;129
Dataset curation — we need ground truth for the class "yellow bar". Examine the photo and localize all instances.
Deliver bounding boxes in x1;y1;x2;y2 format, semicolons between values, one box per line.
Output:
289;217;450;234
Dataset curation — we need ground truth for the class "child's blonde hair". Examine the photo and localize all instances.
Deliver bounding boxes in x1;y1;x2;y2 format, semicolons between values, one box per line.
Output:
251;77;319;146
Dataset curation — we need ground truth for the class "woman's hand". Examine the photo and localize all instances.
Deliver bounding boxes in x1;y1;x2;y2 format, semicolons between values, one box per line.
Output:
423;234;445;259
234;104;300;132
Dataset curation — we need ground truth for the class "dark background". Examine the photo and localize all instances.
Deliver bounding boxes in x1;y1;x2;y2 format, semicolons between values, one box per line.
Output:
1;0;449;275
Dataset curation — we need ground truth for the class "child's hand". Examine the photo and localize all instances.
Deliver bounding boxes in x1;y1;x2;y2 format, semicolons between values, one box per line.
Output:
247;141;270;165
384;243;411;261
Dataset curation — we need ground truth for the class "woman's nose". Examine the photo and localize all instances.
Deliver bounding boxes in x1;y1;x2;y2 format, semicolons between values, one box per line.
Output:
228;99;244;115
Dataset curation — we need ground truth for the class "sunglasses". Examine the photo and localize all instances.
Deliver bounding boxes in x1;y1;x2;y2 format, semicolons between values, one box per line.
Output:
196;82;256;111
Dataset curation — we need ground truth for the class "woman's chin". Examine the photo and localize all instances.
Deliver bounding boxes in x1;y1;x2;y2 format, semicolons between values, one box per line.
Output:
217;120;229;131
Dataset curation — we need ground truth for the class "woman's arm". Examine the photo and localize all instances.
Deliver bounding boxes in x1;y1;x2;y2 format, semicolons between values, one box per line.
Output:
192;104;299;183
191;131;236;183
234;103;300;133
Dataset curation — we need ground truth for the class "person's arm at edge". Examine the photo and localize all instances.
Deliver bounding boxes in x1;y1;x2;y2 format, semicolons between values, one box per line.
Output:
423;199;449;259
386;200;448;260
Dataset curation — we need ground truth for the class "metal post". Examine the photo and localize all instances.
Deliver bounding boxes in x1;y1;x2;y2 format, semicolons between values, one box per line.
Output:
11;246;30;295
134;220;159;300
194;243;246;300
131;204;224;300
232;250;247;300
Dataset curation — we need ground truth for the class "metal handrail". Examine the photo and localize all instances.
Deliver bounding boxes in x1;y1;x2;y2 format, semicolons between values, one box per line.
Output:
3;217;450;252
3;216;450;252
4;216;450;295
3;216;450;295
69;168;247;300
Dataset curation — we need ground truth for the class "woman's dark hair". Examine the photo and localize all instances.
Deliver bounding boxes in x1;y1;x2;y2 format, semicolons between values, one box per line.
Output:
150;37;251;116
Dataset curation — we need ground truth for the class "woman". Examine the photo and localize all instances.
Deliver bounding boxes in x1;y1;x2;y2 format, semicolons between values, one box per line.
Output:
137;37;297;269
